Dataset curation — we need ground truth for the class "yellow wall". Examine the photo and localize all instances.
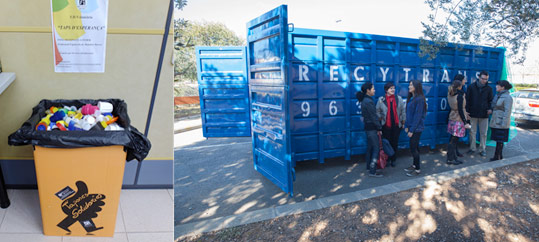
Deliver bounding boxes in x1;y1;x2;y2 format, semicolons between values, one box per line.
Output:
0;1;173;161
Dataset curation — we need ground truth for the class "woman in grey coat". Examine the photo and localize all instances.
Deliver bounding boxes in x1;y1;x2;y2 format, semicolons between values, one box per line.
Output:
489;80;513;161
376;82;405;167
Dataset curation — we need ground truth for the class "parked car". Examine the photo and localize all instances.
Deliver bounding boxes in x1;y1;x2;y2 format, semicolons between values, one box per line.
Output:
511;89;539;124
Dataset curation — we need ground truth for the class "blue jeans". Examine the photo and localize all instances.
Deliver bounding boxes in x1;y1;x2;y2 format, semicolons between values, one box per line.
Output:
365;130;379;174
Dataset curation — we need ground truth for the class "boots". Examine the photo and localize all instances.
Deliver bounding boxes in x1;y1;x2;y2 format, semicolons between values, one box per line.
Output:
499;143;503;160
490;142;504;161
447;136;462;165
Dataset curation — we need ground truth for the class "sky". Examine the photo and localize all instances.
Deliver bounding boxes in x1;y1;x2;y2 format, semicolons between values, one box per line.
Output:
177;0;538;84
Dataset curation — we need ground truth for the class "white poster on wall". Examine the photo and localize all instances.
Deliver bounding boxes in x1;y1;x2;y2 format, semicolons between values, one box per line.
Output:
50;0;109;73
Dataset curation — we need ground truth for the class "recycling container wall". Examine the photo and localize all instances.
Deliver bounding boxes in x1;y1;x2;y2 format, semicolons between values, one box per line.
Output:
34;146;125;237
286;28;502;165
196;46;251;137
247;5;503;195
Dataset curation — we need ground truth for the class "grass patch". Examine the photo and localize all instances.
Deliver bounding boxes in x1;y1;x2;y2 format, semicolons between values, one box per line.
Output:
175;104;200;120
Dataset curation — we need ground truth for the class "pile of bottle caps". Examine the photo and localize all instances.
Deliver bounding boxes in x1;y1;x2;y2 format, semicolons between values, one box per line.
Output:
35;101;124;131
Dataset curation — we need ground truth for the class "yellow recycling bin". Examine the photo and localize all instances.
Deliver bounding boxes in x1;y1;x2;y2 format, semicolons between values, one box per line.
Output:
33;145;126;237
8;99;151;237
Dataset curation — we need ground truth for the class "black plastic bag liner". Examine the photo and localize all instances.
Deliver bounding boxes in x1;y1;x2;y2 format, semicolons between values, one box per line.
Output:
8;99;151;162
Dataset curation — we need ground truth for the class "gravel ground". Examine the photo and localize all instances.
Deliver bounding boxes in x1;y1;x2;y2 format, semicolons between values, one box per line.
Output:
178;159;539;242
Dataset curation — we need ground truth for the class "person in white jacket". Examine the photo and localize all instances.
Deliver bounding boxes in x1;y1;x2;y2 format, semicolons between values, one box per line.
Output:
376;82;405;167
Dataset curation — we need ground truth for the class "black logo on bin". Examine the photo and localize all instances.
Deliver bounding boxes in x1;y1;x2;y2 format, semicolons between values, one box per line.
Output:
55;186;75;200
56;181;106;234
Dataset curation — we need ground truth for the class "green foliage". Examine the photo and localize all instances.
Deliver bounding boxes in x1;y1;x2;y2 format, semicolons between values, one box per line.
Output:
172;0;244;83
420;0;539;64
174;21;245;83
174;82;198;96
174;0;187;10
514;83;539;91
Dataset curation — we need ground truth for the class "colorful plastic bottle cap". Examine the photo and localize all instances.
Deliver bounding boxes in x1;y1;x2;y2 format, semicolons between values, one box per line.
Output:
50;107;59;113
96;115;105;122
64;118;71;127
39;117;51;126
97;101;113;113
92;110;102;118
74;112;83;120
106;116;119;125
68;120;75;130
64;105;77;111
84;115;96;124
57;123;67;131
68;121;83;131
36;123;48;131
50;110;66;122
67;111;76;117
81;104;99;115
81;122;93;131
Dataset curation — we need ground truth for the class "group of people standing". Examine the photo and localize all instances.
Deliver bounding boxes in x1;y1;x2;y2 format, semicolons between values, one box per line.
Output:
356;71;513;178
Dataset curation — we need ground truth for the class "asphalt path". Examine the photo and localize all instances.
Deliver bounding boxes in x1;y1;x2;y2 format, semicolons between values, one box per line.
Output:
174;121;539;227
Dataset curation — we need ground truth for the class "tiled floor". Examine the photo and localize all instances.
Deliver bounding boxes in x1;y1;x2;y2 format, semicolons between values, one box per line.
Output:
0;189;173;242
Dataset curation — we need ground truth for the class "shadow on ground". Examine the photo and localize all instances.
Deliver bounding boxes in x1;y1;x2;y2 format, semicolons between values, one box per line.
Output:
179;160;539;242
174;125;539;228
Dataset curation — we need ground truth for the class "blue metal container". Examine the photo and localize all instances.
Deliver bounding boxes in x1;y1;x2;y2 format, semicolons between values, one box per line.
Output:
196;46;251;137
247;5;503;196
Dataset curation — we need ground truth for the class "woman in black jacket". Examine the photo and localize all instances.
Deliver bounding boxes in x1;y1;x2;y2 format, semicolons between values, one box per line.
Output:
357;82;383;177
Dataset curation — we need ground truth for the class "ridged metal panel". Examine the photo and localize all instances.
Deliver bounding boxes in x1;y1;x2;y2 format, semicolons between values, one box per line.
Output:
196;46;250;137
288;28;503;164
247;5;294;196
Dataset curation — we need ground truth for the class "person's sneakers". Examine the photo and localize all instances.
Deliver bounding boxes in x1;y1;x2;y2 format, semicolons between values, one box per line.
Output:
456;152;464;157
404;165;416;172
467;150;475;155
368;172;384;178
406;169;421;177
489;157;499;162
446;160;461;165
479;151;487;157
455;159;463;164
390;161;396;167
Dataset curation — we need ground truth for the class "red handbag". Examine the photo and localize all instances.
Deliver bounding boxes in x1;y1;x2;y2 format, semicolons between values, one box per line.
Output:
377;134;388;169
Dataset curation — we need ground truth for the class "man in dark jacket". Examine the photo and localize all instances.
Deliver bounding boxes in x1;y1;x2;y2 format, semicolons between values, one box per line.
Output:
466;70;493;156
